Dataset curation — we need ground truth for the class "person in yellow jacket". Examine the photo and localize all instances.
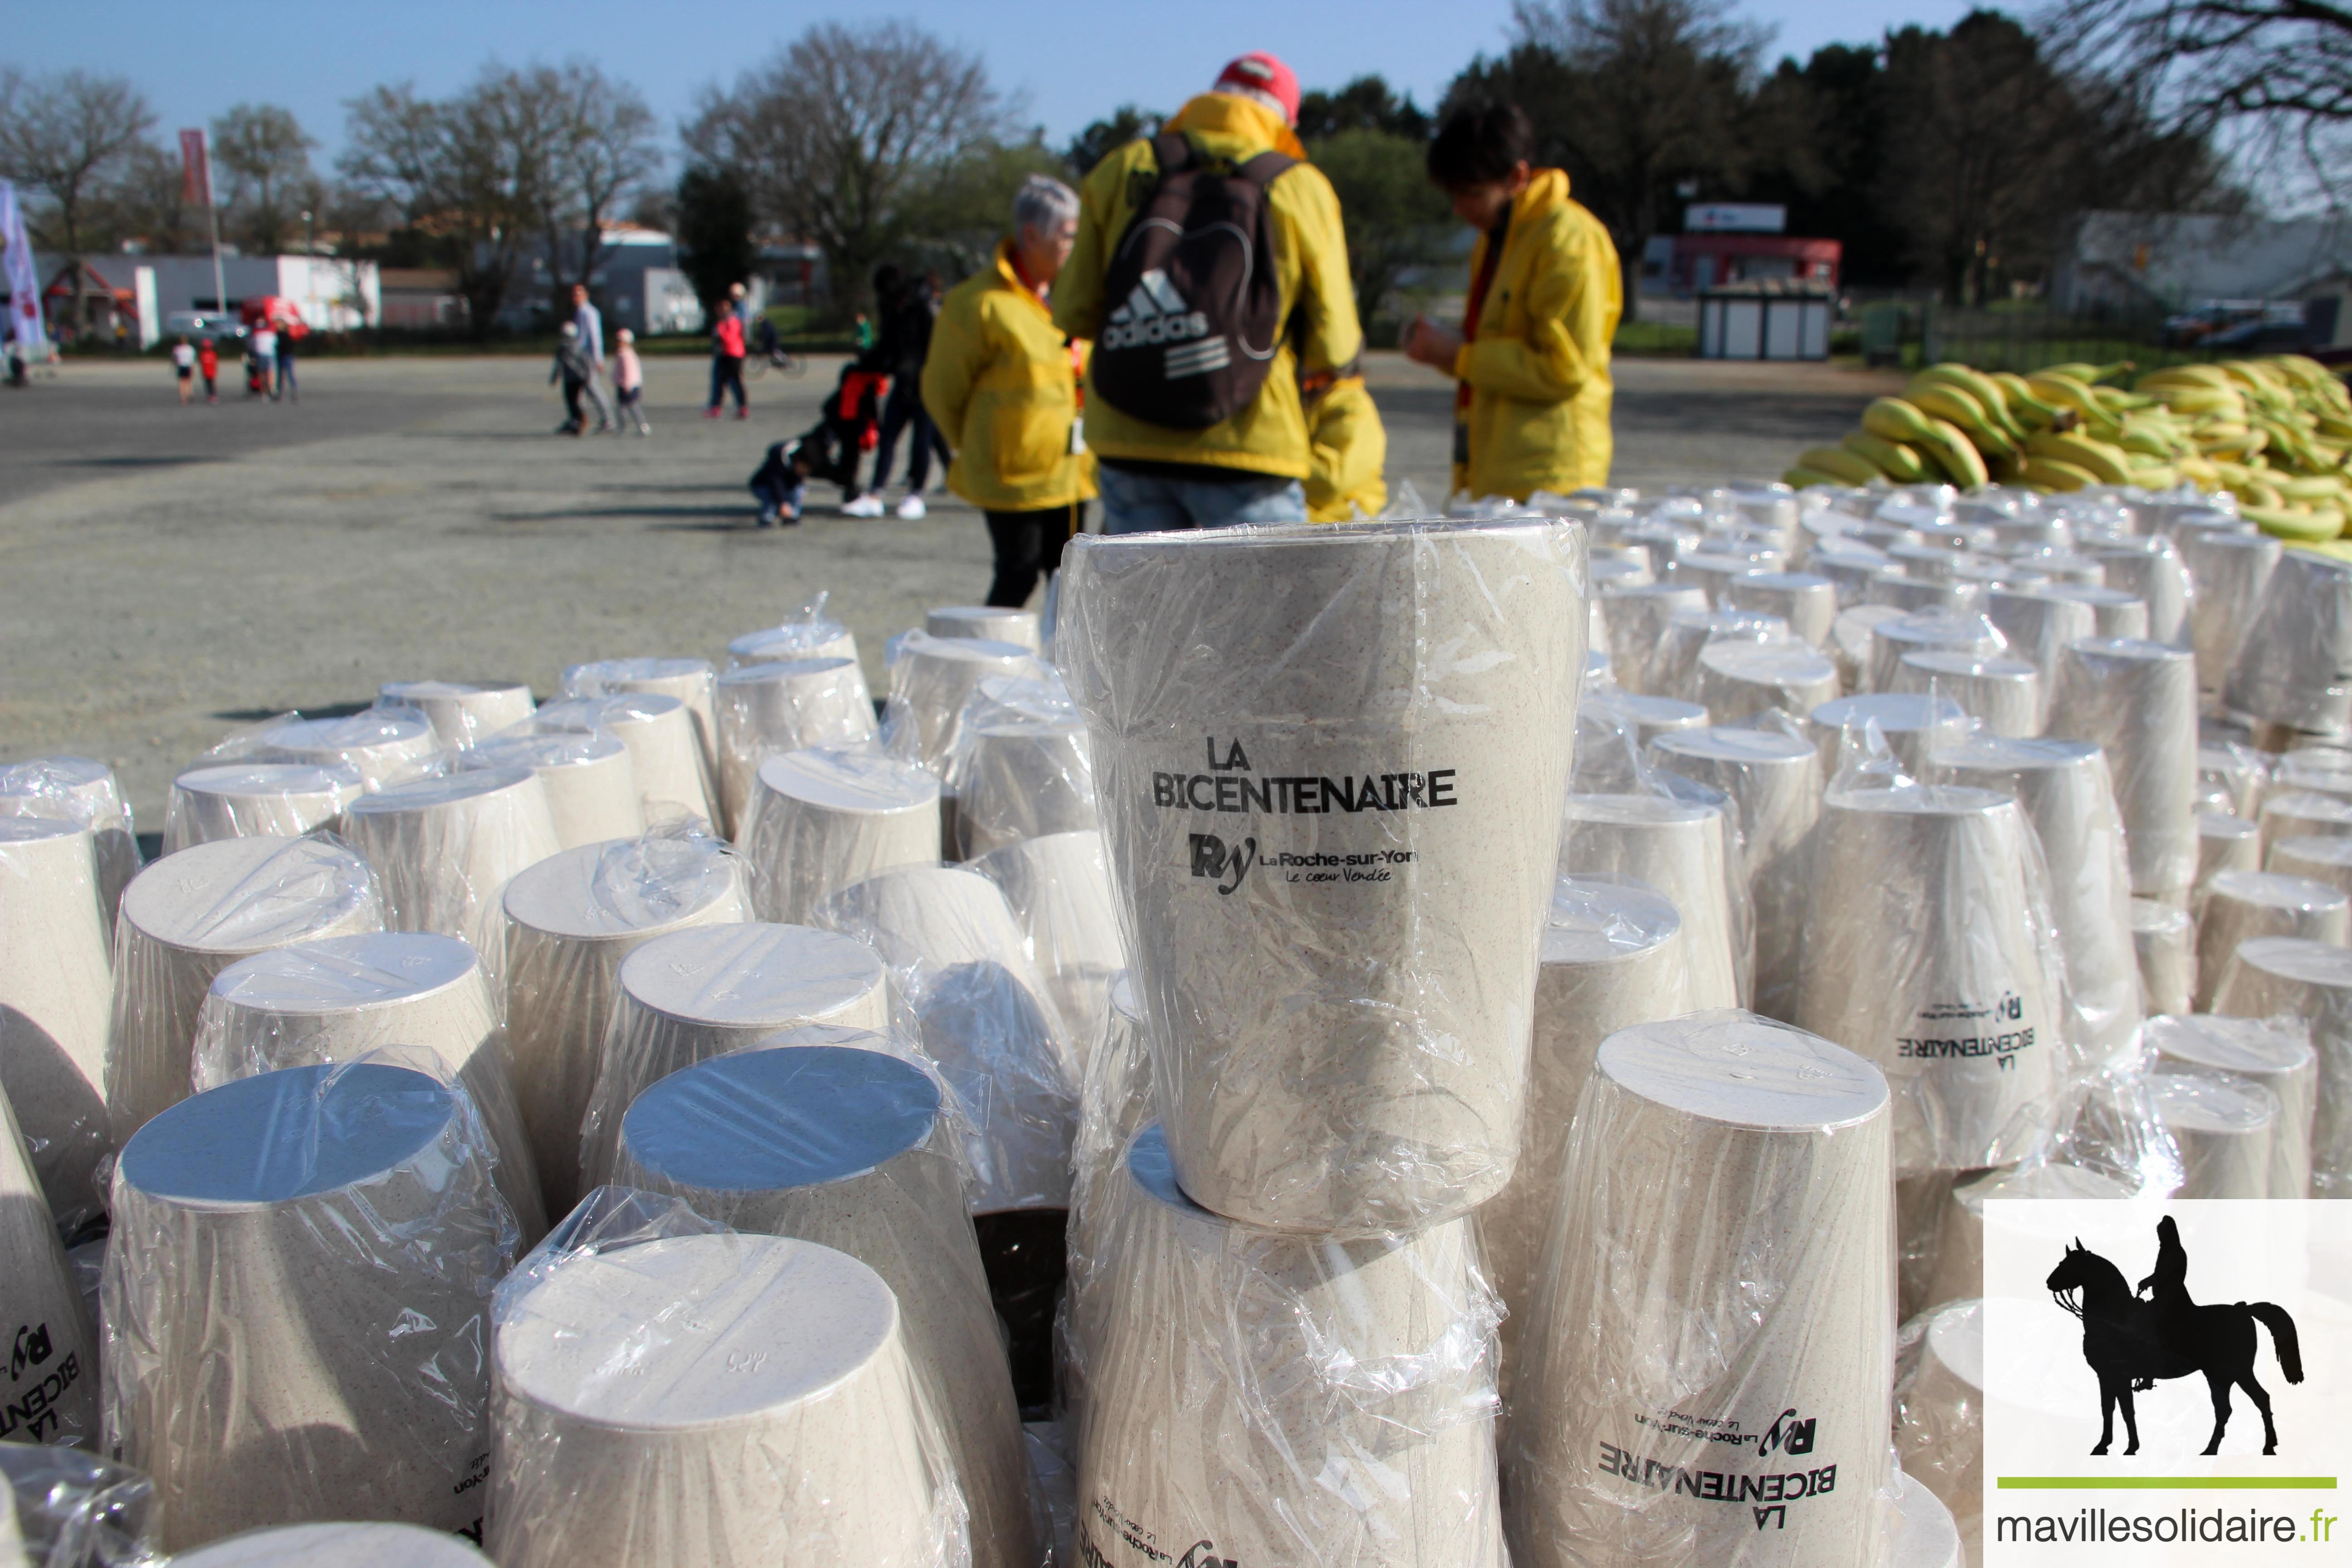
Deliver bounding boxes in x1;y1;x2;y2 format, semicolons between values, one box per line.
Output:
1302;365;1388;522
1054;51;1362;532
1404;101;1620;502
923;175;1097;610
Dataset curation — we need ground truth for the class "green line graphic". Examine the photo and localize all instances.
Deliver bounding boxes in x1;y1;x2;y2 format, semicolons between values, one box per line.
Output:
1998;1477;2337;1490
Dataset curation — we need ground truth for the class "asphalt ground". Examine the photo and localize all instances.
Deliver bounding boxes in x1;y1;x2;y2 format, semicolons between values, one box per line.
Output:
0;349;1903;824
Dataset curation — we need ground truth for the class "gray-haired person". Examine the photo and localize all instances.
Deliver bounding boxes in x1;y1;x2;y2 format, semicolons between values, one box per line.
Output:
921;174;1096;614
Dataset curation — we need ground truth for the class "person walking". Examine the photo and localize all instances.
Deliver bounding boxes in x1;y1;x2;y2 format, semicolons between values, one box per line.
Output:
1052;51;1361;533
612;327;651;435
274;328;298;402
923;176;1096;612
568;283;617;432
1404;101;1621;500
197;337;219;402
863;270;951;518
250;321;278;400
551;323;592;435
705;288;749;419
172;336;195;404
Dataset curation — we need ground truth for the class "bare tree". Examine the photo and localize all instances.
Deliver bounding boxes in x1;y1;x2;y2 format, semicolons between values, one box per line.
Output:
686;21;1011;316
0;69;155;325
211;103;316;253
508;63;662;307
342;76;533;334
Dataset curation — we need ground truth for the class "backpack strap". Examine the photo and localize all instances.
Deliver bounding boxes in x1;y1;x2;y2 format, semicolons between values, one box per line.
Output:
1235;149;1297;189
1151;132;1195;176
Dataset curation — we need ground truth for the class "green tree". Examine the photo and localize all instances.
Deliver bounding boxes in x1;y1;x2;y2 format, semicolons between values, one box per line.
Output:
1306;127;1454;328
902;135;1073;279
1065;105;1161;182
1298;75;1431;141
212;103;315;253
674;164;757;311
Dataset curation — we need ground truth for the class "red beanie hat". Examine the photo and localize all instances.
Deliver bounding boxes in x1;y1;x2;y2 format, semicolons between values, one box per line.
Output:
1213;52;1301;126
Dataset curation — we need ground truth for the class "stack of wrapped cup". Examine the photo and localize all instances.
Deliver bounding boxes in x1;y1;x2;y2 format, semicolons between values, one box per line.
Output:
0;818;115;1225
2048;638;2200;905
2147;1013;2316;1198
740;747;941;922
462;731;644;850
0;1080;100;1446
162;764;362;853
0;756;143;936
339;767;560;978
712;658;878;838
377;680;535;750
2212;937;2352;1196
524;693;718;829
559;656;720;773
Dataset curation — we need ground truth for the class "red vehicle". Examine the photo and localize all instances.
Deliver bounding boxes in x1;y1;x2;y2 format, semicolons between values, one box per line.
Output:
238;296;308;338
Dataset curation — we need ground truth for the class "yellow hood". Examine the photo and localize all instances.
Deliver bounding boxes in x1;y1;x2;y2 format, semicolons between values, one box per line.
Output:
1164;91;1308;162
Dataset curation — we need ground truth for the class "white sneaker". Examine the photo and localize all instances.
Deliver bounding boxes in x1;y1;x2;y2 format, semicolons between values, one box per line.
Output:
896;494;928;520
842;495;885;518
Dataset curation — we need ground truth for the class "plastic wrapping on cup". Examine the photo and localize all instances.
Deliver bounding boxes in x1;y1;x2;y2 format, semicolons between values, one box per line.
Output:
1892;651;2039;737
1693;641;1839;724
740;745;941;922
0;818;115;1229
1866;609;2006;695
2180;529;2280;692
559;656;720;774
940;678;1098;860
1057;519;1586;1237
523;693;719;829
811;867;1078;1214
2210;936;2352;1196
1063;973;1151;1418
459;730;643;851
0;757;141;941
161;763;363;855
225;710;442;793
884;633;1048;776
1796;783;2065;1172
106;835;385;1147
2198;742;2271;819
340;768;559;989
0;1442;157;1567
168;1520;493;1564
188;932;548;1245
929;606;1043;652
2049;638;2200;901
2087;536;2190;645
2194;870;2350;1011
103;1060;517;1550
713;658;880;838
1808;693;1968;778
2225;549;2352;735
967;831;1125;1057
1895;1300;1982;1568
378;681;535;751
1597;585;1709;696
1504;1012;1896;1568
1559;792;1746;1009
0;1078;99;1447
487;1217;971;1568
1656;608;1791;701
2131;896;2195;1018
1074;1123;1504;1568
725;593;861;668
2259;789;2352;855
2149;1066;2281;1197
500;827;751;1217
612;1042;1035;1568
2147;1013;2315;1199
575;922;891;1193
1720;570;1836;646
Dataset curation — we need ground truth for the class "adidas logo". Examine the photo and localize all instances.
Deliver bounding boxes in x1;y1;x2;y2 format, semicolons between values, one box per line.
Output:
1102;268;1211;351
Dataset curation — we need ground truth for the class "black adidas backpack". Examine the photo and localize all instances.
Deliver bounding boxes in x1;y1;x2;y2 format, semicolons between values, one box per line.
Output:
1090;132;1296;430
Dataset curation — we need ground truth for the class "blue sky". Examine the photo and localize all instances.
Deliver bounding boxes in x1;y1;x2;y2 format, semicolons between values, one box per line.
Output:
10;0;1975;161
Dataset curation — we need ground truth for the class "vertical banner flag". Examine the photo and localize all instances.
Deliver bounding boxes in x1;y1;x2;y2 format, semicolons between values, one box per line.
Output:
180;129;211;206
0;180;49;358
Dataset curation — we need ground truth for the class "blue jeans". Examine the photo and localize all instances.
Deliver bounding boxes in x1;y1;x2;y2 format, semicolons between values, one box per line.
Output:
1098;466;1307;534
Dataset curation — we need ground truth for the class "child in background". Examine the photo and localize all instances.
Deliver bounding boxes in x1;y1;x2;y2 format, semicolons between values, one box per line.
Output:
196;338;219;402
612;328;650;435
172;337;195;404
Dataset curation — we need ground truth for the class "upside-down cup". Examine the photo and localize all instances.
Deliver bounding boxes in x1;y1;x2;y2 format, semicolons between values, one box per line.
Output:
951;715;1096;859
2150;1068;2280;1198
487;1233;965;1568
1896;1300;1983;1567
1476;876;1690;1394
1651;725;1823;1022
927;606;1042;652
162;764;363;853
249;712;441;792
575;922;890;1191
2200;743;2271;818
378;681;535;751
190;932;548;1244
104;1063;512;1549
1813;547;1891;608
2225;548;2352;736
2038;583;2150;640
2086;537;2191;645
106;835;383;1143
1505;1013;1894;1568
615;1043;1034;1568
341;767;561;979
1828;603;1904;693
2199;812;2264;897
1558;793;1741;1009
0;1082;99;1446
462;732;644;851
2148;1013;2316;1199
2270;832;2352;897
968;831;1126;1054
726;621;860;667
2193;869;2351;1010
1694;641;1839;724
1983;587;2097;717
1929;734;2143;1065
2132;897;2196;1017
1892;651;2040;737
168;1522;492;1565
1078;1124;1505;1568
1808;692;1966;777
1866;611;2005;695
2260;789;2352;854
1665;549;1766;604
1796;785;2061;1172
2213;937;2352;1196
1056;519;1585;1235
559;656;720;774
713;659;879;838
1722;571;1838;645
887;634;1044;776
0;819;114;1224
740;747;940;922
2180;529;2281;693
1922;1160;2131;1308
1656;608;1790;701
1596;584;1708;696
500;833;751;1216
2049;638;2199;902
0;756;142;939
526;694;718;829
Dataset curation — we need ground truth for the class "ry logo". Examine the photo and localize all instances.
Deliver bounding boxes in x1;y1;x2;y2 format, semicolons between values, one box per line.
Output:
1757;1408;1814;1458
1189;833;1254;896
11;1322;52;1382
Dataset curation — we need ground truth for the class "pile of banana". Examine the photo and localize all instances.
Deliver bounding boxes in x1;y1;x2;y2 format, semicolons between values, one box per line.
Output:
1784;354;2352;542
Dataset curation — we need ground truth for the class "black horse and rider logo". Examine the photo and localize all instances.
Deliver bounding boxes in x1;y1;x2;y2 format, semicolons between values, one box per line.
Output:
2046;1216;2303;1456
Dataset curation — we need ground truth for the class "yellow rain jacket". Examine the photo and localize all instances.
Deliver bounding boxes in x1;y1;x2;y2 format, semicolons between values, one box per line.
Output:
1451;168;1621;501
923;240;1096;512
1054;93;1362;481
1304;374;1388;521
